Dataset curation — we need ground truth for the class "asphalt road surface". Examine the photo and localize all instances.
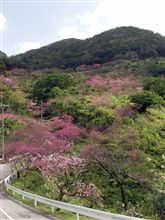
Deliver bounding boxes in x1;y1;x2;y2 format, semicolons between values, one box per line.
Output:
0;164;12;181
0;192;56;220
0;208;9;220
0;164;57;220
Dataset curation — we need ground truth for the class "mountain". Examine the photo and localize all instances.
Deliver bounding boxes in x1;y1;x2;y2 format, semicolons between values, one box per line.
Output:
8;26;165;69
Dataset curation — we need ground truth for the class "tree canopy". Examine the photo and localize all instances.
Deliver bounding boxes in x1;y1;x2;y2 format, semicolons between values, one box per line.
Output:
8;26;165;70
31;72;75;102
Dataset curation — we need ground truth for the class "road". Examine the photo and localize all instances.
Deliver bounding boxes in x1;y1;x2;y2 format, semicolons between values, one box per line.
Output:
0;164;57;220
0;208;9;220
0;164;12;181
0;192;56;220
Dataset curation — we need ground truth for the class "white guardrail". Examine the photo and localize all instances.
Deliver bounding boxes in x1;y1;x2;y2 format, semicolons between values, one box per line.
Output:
0;172;145;220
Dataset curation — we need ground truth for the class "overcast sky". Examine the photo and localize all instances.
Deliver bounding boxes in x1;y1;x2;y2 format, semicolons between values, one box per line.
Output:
0;0;165;56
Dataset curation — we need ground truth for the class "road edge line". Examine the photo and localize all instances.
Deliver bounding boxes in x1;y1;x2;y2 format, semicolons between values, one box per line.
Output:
0;207;14;220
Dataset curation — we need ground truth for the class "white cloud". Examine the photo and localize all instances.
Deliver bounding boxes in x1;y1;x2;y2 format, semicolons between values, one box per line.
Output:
0;13;7;32
59;0;165;39
59;26;88;39
14;41;43;54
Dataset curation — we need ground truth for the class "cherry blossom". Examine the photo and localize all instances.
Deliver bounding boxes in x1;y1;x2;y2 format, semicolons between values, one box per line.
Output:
33;153;101;202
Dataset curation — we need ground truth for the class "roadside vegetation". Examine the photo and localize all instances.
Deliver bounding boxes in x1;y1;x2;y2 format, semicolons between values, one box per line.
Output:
0;27;165;220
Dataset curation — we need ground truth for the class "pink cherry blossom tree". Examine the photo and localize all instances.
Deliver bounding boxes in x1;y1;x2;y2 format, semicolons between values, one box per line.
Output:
46;114;81;142
3;123;62;176
33;153;101;202
4;115;81;175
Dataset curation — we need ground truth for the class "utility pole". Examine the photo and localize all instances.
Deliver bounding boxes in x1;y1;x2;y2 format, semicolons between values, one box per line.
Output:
1;104;4;160
0;103;9;160
40;100;43;123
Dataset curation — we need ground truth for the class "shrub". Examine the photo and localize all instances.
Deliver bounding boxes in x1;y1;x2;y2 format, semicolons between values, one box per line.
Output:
146;61;165;76
65;98;115;128
154;193;165;220
32;72;76;102
130;91;164;112
143;77;165;99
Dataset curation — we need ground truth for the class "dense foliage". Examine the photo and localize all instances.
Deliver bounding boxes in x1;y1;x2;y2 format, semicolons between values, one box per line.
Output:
130;91;164;112
146;60;165;76
1;27;165;220
7;26;165;70
154;193;165;220
31;72;75;102
143;77;165;99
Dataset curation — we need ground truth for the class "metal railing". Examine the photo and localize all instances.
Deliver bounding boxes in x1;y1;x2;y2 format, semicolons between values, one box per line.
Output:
2;172;145;220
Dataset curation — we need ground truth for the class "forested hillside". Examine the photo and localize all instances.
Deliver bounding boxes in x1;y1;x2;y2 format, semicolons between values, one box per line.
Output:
0;27;165;220
6;26;165;70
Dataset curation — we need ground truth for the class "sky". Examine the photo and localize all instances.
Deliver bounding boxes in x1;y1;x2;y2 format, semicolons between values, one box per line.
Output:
0;0;165;56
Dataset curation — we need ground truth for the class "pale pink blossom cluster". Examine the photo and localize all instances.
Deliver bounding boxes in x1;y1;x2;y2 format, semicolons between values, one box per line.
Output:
27;100;53;116
0;113;18;120
108;79;140;94
33;153;101;201
86;75;106;87
87;129;102;139
78;182;101;198
32;156;52;171
90;95;110;106
33;153;86;190
27;101;42;116
86;76;141;94
43;100;52;107
0;75;14;87
8;68;27;75
33;154;86;174
0;113;36;124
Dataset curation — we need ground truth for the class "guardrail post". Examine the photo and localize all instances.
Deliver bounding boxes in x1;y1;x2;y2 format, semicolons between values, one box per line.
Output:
34;200;37;207
76;213;80;220
13;191;15;196
22;195;24;200
51;206;54;214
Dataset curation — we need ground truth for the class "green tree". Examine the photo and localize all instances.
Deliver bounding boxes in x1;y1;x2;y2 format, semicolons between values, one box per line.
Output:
58;98;115;128
0;62;7;74
130;91;164;112
32;72;75;102
143;77;165;99
0;51;8;73
83;143;152;210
